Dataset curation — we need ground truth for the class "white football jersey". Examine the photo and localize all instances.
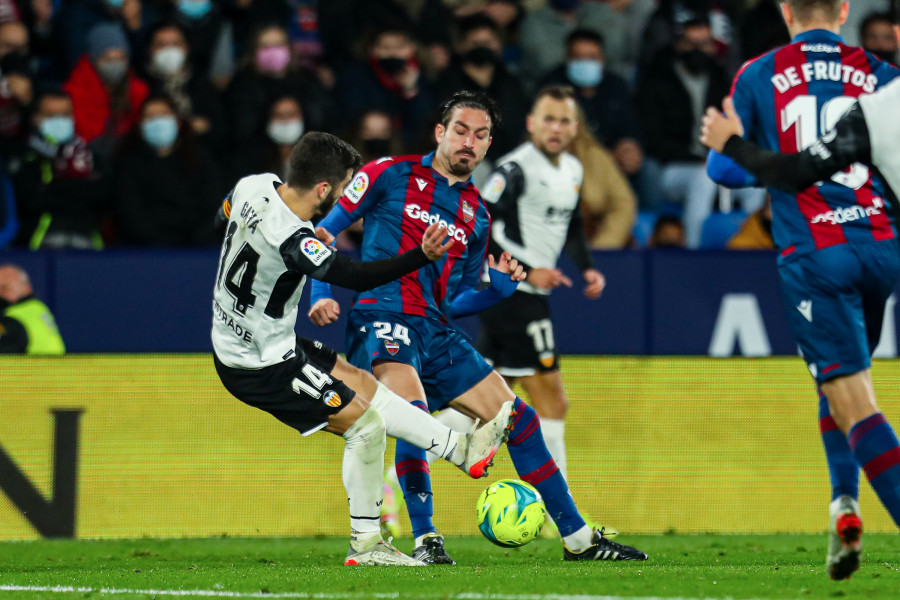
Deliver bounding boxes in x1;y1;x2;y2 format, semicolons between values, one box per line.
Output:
212;173;337;369
481;142;584;295
859;77;900;201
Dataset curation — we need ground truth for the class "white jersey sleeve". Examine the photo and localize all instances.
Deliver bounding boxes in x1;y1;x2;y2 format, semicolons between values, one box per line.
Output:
859;77;900;200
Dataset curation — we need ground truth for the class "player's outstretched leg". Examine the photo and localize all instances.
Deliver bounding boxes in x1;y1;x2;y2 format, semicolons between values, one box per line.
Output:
505;398;647;561
368;382;508;475
340;407;424;567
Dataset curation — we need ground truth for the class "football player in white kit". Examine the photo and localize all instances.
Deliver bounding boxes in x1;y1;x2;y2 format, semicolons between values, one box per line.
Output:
477;85;604;501
211;132;515;566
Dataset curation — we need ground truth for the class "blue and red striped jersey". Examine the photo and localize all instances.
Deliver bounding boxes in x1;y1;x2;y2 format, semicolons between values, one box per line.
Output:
731;29;900;262
333;152;491;320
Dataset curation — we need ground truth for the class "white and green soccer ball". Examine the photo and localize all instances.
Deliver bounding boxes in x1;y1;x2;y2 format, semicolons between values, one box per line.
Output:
476;479;546;547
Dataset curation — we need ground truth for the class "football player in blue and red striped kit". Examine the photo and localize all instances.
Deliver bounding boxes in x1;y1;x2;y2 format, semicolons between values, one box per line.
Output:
705;0;900;580
309;91;648;564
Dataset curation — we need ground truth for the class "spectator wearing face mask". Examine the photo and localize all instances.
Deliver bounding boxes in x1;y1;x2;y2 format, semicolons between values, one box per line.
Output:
539;29;643;185
636;17;729;247
518;0;653;89
350;109;402;164
63;22;149;161
114;94;223;246
226;23;331;145
10;89;111;249
333;23;434;151
336;109;404;251
142;20;225;156
859;12;898;65
166;0;234;88
230;95;305;181
434;13;527;157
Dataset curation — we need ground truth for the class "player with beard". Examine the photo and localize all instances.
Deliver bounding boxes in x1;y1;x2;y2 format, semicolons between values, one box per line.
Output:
309;92;648;565
212;131;515;566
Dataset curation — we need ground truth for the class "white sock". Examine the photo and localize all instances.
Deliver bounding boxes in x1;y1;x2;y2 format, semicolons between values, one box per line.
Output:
540;418;567;480
342;408;386;540
562;525;593;552
426;409;476;465
370;383;467;465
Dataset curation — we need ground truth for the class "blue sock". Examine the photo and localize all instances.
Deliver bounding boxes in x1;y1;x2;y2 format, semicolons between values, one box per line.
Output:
506;398;586;536
818;391;859;501
849;413;900;528
395;400;434;539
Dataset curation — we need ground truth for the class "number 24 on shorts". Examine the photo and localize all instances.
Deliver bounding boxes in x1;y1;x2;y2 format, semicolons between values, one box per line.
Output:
373;321;411;346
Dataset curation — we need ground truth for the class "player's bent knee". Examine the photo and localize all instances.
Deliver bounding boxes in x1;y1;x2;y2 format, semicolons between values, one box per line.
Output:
342;407;386;460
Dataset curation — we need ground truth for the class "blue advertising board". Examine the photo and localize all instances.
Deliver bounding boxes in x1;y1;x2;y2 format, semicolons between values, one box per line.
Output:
1;248;897;356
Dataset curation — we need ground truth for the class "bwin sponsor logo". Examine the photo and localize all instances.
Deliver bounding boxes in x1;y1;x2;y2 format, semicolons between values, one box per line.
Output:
810;198;883;225
404;204;470;245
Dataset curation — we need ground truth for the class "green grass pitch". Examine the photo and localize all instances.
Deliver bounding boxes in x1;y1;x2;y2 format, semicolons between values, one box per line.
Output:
0;535;896;600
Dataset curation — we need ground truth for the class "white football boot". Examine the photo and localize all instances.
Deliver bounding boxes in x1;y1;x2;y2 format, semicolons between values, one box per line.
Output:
344;535;426;566
456;400;515;478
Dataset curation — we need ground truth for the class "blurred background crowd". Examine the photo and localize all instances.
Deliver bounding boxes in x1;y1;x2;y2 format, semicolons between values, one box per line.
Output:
0;0;896;252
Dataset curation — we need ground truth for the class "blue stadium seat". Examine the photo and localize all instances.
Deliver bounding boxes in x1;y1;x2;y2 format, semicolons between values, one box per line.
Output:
699;211;748;249
631;211;657;247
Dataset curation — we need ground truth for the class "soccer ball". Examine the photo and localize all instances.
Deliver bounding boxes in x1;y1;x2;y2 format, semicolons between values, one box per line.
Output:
476;479;546;547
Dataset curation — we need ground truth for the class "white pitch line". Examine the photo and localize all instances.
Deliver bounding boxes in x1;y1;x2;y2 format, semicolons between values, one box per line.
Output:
0;587;772;600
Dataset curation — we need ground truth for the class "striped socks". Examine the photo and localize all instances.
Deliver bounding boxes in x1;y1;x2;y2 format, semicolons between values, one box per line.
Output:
818;392;859;501
395;400;435;539
506;398;586;537
849;413;900;527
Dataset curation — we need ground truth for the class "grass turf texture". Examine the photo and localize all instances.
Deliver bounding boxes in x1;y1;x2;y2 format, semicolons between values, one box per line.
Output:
0;535;896;599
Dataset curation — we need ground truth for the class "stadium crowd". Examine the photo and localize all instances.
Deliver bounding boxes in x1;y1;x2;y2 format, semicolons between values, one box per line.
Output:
0;0;895;251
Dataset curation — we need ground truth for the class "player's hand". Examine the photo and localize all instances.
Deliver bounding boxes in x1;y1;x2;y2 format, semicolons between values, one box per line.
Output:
421;222;455;261
308;298;340;326
315;226;335;247
700;96;744;152
583;268;606;300
487;252;525;282
526;268;572;291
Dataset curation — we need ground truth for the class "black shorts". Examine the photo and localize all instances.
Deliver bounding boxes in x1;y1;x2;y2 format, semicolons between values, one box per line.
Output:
214;337;355;436
476;290;559;376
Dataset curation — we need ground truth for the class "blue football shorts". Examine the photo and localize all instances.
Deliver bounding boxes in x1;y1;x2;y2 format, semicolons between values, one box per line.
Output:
779;240;900;384
345;309;494;411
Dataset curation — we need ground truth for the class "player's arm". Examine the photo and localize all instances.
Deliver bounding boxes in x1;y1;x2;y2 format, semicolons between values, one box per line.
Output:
309;164;390;321
286;222;453;292
448;252;525;318
447;203;525;318
706;65;760;188
0;316;28;353
562;201;605;300
706;149;758;188
701;97;870;195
